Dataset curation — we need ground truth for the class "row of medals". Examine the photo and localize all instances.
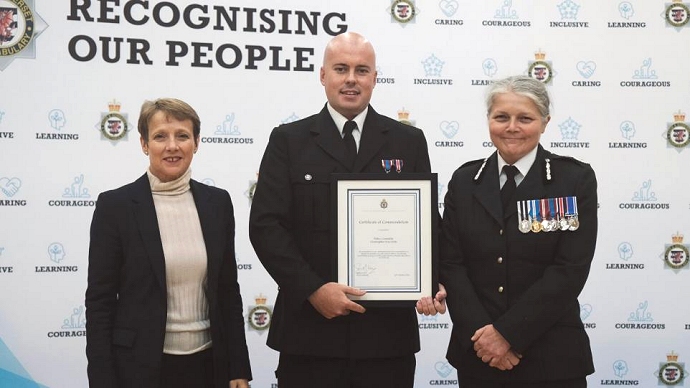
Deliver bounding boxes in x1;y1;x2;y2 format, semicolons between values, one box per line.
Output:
517;197;579;234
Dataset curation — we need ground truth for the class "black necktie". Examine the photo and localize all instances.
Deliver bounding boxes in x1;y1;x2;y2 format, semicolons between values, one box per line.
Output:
343;120;357;170
501;165;519;215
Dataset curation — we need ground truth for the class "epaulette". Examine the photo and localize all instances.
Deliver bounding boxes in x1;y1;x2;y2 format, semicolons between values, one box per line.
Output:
466;158;488;183
542;158;552;184
540;155;589;184
459;158;485;170
548;154;588;166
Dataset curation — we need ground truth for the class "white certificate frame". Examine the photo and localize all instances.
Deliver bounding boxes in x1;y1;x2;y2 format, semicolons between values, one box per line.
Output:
332;173;437;306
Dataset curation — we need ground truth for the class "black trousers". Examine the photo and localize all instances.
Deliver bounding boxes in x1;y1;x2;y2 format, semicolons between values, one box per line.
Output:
276;353;416;388
461;376;587;388
160;347;214;388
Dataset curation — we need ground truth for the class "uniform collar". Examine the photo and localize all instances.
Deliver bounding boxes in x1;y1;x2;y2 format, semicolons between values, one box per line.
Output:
497;146;538;183
326;103;368;137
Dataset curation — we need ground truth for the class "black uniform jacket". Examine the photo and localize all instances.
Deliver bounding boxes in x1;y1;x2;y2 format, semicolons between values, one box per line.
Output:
440;145;597;382
86;174;252;387
249;105;431;358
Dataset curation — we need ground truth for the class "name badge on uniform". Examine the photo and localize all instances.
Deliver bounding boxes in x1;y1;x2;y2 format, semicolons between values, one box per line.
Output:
517;196;579;233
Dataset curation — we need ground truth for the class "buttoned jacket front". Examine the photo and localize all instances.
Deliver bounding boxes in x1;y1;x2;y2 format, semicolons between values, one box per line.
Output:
249;105;432;358
440;145;597;382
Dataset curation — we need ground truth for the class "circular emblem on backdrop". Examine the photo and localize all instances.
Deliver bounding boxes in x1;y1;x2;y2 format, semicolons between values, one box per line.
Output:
247;305;272;331
245;179;257;202
658;361;685;385
665;2;690;28
528;61;553;84
100;112;128;140
664;244;689;270
380;199;388;209
390;0;416;23
0;0;35;58
666;122;690;148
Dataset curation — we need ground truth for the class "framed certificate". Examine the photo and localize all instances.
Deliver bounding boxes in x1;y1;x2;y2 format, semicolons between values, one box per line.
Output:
331;173;438;306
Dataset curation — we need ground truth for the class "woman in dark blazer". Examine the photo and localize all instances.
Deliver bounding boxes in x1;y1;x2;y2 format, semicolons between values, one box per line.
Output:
440;76;597;387
86;98;252;388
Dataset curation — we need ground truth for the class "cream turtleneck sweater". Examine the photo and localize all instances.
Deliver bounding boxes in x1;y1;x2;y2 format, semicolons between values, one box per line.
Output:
148;168;211;355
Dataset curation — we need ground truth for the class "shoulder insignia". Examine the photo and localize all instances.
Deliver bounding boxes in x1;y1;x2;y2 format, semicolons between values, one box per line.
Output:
540;157;554;184
472;158;489;182
542;154;592;184
549;154;587;166
459;158;485;169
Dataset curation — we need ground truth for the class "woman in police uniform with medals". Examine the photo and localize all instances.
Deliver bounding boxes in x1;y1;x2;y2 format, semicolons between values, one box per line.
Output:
439;75;597;387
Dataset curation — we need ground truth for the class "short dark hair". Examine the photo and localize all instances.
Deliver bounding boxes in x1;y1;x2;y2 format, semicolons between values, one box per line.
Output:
138;98;201;143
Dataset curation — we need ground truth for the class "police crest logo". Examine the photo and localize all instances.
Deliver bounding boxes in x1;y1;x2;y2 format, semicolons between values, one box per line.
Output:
665;0;690;29
666;110;690;150
656;351;687;385
397;107;413;126
663;232;689;271
244;173;258;204
98;99;129;141
0;3;31;52
247;294;272;333
390;0;417;24
527;50;554;84
0;0;48;71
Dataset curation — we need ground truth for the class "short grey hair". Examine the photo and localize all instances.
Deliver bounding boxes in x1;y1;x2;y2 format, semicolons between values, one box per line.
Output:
485;75;550;119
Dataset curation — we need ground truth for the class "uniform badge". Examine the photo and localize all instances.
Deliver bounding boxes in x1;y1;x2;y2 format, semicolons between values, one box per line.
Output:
518;197;578;233
517;200;531;233
381;159;404;173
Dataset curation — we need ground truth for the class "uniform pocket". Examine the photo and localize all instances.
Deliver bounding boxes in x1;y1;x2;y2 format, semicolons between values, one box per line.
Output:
290;165;334;231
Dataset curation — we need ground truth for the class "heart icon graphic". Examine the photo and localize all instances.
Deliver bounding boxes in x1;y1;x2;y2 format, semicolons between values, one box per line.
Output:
434;361;453;378
576;61;596;79
580;304;592;321
439;0;459;17
440;121;459;139
0;177;22;197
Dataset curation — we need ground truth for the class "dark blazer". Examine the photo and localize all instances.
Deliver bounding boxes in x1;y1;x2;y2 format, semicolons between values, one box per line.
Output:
249;105;431;358
86;174;252;388
440;145;597;382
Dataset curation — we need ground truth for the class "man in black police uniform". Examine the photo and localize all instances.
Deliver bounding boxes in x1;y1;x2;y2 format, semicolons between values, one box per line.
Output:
249;32;445;388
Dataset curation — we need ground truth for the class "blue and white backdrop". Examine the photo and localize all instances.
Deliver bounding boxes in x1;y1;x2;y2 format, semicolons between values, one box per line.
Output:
0;1;689;387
